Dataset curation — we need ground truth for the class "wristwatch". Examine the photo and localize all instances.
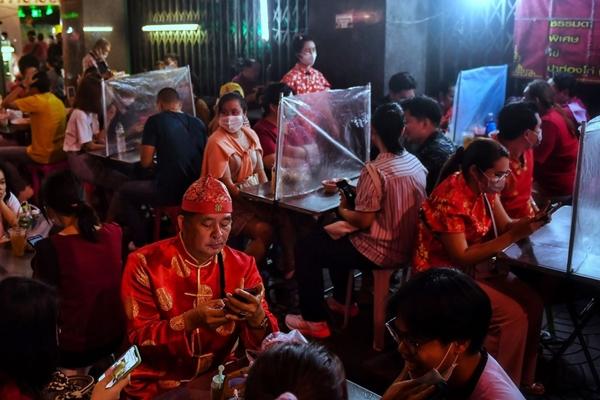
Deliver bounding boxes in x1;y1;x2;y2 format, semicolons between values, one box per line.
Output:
248;315;270;330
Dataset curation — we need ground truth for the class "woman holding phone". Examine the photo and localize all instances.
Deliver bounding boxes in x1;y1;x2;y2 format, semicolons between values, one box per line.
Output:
0;277;130;400
413;138;546;395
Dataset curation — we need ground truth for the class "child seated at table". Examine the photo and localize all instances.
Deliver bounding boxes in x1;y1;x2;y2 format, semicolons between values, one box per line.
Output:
245;342;347;400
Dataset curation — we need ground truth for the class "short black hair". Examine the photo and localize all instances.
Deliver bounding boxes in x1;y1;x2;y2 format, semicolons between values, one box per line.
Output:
372;102;405;155
245;342;347;400
218;91;248;114
292;33;314;54
241;58;259;69
401;95;443;126
30;71;51;93
260;82;292;115
37;33;44;40
387;268;492;354
498;102;538;141
552;72;577;95
389;72;416;93
18;53;39;75
157;87;181;104
27;30;36;37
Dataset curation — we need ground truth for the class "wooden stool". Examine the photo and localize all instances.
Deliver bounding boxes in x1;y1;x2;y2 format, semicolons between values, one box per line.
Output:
343;266;410;351
153;205;180;241
27;159;70;203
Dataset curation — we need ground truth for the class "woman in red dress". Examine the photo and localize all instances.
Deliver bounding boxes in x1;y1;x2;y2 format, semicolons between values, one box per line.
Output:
281;34;331;95
413;138;546;395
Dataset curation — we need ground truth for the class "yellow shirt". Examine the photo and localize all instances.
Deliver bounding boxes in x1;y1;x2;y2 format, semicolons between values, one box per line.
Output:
15;92;66;164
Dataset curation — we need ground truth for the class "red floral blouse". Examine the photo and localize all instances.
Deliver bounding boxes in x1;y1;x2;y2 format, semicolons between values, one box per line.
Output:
281;63;331;95
413;172;497;272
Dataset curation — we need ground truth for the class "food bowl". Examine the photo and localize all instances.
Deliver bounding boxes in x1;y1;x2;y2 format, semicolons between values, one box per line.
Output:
321;179;340;194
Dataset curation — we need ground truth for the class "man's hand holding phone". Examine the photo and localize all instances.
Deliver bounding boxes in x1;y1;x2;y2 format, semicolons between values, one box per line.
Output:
223;282;265;327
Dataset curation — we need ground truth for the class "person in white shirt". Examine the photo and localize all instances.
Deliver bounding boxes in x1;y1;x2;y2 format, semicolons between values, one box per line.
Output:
383;268;526;400
0;162;21;237
64;75;127;190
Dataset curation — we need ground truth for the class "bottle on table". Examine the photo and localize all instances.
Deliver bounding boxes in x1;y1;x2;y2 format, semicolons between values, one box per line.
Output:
484;113;497;136
115;122;126;153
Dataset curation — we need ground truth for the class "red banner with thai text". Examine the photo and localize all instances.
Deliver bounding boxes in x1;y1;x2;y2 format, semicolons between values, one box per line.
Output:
513;0;600;83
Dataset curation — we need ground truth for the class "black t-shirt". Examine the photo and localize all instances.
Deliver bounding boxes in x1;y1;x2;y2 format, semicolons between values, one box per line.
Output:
142;111;207;203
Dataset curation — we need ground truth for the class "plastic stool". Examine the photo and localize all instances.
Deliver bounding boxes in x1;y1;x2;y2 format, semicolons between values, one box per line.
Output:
27;159;70;203
153;205;180;241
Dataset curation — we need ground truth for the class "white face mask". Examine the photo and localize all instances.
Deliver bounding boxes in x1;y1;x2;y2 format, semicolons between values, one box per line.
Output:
409;342;460;385
299;52;316;67
121;98;135;107
219;115;244;133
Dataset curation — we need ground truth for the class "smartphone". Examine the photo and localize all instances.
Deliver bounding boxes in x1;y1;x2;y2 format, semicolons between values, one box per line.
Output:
336;179;356;209
545;202;562;216
27;234;43;247
98;345;141;388
232;285;262;303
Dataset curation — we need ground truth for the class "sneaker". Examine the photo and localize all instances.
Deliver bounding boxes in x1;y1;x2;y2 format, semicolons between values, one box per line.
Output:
285;314;331;338
326;297;359;318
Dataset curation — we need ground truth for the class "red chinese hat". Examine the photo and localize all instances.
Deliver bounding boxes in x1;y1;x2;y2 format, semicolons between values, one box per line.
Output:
181;177;233;214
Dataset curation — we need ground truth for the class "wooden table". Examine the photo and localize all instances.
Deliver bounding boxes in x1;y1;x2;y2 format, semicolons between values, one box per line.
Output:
88;148;141;165
499;205;600;388
0;245;33;279
239;178;358;217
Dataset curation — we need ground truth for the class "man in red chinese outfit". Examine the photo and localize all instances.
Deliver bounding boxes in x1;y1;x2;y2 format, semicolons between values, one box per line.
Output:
121;176;278;399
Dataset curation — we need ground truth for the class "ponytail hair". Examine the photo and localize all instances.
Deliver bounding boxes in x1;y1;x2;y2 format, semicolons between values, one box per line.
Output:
41;171;100;242
437;138;509;185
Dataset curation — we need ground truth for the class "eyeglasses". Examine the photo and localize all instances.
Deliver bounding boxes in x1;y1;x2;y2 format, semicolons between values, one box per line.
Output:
478;167;511;183
385;317;429;354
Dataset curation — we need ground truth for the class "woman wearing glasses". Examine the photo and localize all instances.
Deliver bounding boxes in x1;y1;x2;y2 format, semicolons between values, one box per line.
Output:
412;138;546;396
383;268;525;400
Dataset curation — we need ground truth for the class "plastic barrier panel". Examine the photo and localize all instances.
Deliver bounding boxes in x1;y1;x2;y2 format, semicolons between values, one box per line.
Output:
101;66;195;156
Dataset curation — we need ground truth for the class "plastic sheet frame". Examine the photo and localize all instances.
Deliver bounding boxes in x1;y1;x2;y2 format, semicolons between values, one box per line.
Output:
568;116;600;281
101;66;195;156
273;85;371;200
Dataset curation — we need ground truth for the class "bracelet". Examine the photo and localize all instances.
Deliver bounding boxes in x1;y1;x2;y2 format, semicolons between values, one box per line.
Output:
248;315;269;330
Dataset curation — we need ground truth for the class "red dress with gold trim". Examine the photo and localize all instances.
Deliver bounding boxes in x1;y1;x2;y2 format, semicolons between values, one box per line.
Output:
121;237;278;399
500;148;535;219
413;172;497;272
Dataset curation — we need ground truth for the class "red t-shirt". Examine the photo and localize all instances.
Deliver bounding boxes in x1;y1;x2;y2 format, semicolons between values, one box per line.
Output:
32;223;125;354
253;118;277;157
500;148;535;219
533;108;579;197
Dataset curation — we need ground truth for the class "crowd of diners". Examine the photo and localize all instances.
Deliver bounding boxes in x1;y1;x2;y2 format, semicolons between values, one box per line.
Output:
0;31;591;400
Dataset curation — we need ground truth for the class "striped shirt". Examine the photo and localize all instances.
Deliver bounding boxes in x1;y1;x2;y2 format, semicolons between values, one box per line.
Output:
350;152;427;267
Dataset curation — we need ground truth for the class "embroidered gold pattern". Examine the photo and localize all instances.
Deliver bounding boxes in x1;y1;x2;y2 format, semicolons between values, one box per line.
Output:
141;340;156;346
156;288;174;311
169;315;185;331
125;296;140;320
216;320;235;336
134;266;150;288
172;255;191;278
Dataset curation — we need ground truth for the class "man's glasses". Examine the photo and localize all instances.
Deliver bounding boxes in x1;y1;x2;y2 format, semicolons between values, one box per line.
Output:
478;167;511;183
385;317;429;354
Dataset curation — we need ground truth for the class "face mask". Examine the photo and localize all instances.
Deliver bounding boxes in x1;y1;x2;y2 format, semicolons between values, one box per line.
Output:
409;342;460;386
526;128;542;147
219;115;244;133
477;169;506;193
299;52;316;66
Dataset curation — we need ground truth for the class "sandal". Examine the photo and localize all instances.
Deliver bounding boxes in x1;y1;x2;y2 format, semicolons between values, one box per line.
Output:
521;382;545;396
